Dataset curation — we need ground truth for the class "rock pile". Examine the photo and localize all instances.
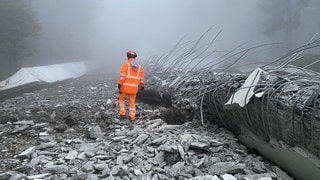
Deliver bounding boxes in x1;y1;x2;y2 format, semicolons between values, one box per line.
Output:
0;73;289;179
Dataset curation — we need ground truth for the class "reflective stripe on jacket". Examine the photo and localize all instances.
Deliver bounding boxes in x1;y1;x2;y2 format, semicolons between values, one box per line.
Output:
118;60;144;94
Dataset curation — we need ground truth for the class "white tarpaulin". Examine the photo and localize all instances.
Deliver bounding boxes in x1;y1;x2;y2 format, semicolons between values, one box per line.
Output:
0;62;87;92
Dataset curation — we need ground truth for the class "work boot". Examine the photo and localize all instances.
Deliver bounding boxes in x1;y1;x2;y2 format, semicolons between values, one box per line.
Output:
129;117;135;122
119;114;126;119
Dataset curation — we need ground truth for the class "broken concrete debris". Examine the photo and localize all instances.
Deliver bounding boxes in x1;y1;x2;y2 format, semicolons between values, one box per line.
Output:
0;73;285;179
142;59;320;179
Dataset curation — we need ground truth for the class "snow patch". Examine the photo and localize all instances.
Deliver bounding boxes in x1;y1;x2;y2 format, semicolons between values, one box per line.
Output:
0;62;87;91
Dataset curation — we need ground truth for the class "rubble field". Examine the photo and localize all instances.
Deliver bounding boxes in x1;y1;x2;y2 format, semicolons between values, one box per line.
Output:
0;73;291;180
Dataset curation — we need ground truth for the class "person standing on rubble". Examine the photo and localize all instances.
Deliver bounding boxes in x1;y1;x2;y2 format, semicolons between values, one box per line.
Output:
117;50;145;121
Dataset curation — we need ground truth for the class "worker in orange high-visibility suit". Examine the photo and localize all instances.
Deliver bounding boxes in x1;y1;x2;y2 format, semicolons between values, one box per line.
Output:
118;50;145;121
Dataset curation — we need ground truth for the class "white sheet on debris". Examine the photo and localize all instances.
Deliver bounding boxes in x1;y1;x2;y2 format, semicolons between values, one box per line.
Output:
0;62;87;91
225;68;263;107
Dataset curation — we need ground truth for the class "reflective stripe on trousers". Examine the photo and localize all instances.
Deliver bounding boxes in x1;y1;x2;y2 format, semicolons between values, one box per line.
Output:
118;93;136;119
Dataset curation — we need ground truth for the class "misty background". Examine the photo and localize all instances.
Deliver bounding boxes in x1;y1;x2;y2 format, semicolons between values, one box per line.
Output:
1;0;320;80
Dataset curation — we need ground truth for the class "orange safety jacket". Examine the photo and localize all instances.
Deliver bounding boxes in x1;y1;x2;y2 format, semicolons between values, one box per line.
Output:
118;60;144;94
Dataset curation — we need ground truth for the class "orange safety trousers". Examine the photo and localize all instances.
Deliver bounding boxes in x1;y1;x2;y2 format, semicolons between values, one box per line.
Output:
118;92;137;120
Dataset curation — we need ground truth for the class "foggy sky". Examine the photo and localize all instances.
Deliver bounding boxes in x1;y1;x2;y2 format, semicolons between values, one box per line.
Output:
31;0;320;72
93;0;260;58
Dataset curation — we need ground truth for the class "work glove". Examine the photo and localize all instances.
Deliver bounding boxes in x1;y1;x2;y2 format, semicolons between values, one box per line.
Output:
140;86;144;91
118;84;121;93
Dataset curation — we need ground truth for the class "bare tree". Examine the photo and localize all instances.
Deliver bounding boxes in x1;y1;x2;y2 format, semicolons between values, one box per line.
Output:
258;0;310;52
0;0;41;79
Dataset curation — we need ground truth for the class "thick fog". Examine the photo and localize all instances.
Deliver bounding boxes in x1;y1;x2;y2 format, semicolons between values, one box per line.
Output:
23;0;320;72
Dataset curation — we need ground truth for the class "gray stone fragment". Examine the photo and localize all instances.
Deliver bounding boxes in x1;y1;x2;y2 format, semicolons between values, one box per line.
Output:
110;165;120;176
177;144;185;160
13;120;34;126
101;165;111;178
146;146;155;153
123;154;134;164
18;146;35;159
208;162;245;175
209;139;224;146
95;155;113;160
82;161;94;173
209;146;224;153
96;149;107;155
134;169;143;176
85;150;95;158
65;150;78;160
180;134;194;152
145;163;153;171
188;175;219;180
132;134;149;145
184;166;195;175
26;173;51;179
194;157;205;168
152;174;159;180
32;123;48;129
116;155;123;165
79;142;100;152
149;135;167;146
158;144;175;153
126;127;143;137
87;173;99;180
165;152;181;165
77;152;87;161
114;129;127;136
154;167;166;174
39;136;53;143
43;164;69;173
152;151;165;165
203;156;220;167
190;142;210;151
146;119;165;130
50;111;56;120
168;161;185;178
11;124;30;134
111;165;129;176
27;156;41;168
158;174;168;180
157;124;180;131
257;178;273;180
0;172;12;179
88;126;103;139
60;173;68;179
36;141;57;150
111;135;127;142
252;161;267;173
77;170;87;180
221;173;237;180
39;132;49;136
193;168;204;177
93;163;107;171
7;173;26;180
